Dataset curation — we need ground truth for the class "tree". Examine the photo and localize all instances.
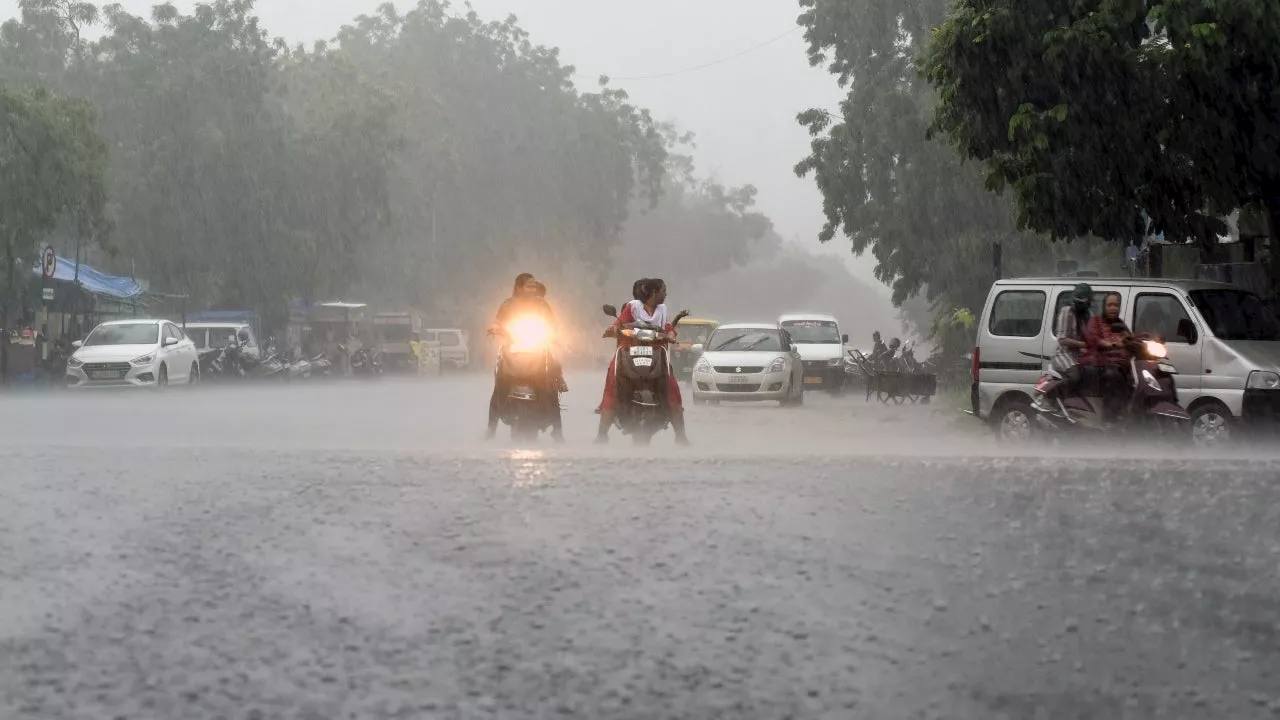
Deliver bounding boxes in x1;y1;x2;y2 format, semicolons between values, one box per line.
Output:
0;78;107;378
924;0;1280;270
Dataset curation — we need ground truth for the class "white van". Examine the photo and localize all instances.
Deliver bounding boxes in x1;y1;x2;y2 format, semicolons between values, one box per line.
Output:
423;328;470;369
778;313;849;393
972;277;1280;443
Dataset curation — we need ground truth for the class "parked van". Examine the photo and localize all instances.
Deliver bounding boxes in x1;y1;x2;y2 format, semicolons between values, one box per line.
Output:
778;313;849;393
423;328;470;369
973;277;1280;444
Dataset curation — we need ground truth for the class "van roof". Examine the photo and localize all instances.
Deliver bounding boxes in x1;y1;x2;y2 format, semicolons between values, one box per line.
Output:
778;313;839;323
994;276;1240;292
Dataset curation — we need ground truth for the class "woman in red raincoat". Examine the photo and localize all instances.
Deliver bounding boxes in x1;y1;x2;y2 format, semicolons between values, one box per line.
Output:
596;278;689;444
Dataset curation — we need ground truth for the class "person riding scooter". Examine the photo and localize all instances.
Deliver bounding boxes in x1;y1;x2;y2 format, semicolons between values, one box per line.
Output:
1035;283;1093;415
1083;291;1132;423
487;273;567;441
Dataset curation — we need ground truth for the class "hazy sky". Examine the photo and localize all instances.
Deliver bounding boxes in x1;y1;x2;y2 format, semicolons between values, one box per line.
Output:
0;0;884;291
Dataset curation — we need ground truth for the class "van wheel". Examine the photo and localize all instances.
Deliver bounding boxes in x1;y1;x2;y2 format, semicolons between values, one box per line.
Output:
1189;402;1232;447
993;399;1035;442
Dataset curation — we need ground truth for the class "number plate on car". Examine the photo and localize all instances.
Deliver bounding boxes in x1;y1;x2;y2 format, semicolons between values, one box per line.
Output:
729;375;749;384
91;370;124;380
629;346;653;356
803;376;823;384
632;357;653;367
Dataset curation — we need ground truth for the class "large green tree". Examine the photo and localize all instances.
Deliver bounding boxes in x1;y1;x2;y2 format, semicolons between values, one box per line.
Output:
0;78;107;377
924;0;1280;269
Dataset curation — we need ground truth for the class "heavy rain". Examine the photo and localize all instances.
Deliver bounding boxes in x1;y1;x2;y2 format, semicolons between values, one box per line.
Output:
1;1;1279;718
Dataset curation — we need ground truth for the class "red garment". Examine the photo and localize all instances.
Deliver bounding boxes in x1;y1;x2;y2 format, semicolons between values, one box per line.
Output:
1083;315;1129;366
597;302;682;413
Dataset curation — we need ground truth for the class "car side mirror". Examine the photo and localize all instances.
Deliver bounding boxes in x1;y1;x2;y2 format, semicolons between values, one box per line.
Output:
691;344;703;353
842;334;849;343
71;340;82;349
603;304;618;318
163;337;179;347
1175;318;1198;344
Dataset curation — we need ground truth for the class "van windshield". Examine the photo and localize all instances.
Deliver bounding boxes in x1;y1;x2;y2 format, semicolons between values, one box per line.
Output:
1189;289;1280;341
780;320;840;344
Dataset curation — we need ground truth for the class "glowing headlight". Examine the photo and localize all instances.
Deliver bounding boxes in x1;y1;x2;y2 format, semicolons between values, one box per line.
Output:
630;328;659;342
1143;340;1167;359
506;316;551;353
768;357;786;373
131;353;155;366
1247;370;1280;390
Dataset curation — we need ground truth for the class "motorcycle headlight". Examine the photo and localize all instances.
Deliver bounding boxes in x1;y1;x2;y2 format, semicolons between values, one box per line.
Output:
67;356;83;368
1247;370;1280;390
131;353;155;366
1143;340;1167;359
506;316;551;353
695;357;711;373
768;357;786;373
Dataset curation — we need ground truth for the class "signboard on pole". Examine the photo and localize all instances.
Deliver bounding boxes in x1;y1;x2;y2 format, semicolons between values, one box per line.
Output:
41;246;57;279
42;288;55;302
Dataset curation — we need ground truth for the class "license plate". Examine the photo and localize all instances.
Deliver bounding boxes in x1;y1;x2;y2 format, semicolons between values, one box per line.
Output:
728;375;749;384
630;346;653;356
804;376;823;384
632;357;653;367
91;370;124;380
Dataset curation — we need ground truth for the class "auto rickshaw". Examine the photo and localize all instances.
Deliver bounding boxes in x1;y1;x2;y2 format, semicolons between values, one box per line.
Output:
672;318;719;381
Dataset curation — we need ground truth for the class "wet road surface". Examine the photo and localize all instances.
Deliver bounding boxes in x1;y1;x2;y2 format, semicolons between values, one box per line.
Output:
2;373;1279;719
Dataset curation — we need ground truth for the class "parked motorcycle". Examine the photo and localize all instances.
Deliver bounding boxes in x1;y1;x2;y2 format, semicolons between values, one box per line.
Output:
1032;333;1190;436
603;304;675;445
350;347;384;377
489;315;560;440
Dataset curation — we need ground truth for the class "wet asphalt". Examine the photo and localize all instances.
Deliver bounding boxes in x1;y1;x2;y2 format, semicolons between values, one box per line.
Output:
1;372;1279;719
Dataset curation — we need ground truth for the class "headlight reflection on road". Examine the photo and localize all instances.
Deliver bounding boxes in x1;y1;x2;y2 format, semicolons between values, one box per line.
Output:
507;449;549;487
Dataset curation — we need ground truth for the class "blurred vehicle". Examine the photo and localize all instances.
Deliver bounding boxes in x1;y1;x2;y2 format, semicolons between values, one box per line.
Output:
671;317;718;381
490;314;561;440
972;276;1280;447
691;323;804;407
65;319;199;389
423;328;469;369
778;313;849;395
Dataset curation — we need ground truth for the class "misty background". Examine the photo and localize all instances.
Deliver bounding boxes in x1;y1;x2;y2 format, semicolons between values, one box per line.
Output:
0;0;907;358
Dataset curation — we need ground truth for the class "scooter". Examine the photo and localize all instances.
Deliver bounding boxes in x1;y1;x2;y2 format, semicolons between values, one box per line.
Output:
1032;334;1190;435
603;304;674;446
489;316;560;441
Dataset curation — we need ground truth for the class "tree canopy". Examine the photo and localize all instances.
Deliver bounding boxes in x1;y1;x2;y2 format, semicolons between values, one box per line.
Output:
924;0;1280;260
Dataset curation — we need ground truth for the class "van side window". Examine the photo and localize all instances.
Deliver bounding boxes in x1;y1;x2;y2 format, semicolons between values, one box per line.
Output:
1051;291;1109;334
1134;293;1195;343
440;333;460;347
988;290;1046;337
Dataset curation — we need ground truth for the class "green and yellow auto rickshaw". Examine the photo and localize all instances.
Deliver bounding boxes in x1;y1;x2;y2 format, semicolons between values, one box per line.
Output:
672;318;719;381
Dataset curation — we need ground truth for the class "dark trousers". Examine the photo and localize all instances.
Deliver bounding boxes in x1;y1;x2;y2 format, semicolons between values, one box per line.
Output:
488;358;564;432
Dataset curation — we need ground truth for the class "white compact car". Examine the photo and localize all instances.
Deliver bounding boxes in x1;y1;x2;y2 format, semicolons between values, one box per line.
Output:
691;323;805;406
65;319;200;389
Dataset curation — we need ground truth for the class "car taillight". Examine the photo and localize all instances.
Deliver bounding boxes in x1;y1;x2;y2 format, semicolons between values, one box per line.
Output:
971;347;980;382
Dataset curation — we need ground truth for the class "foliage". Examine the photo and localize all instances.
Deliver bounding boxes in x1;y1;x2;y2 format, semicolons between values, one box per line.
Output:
924;0;1280;262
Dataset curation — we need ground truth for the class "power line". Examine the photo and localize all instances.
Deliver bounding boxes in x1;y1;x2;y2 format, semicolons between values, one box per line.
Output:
578;26;802;83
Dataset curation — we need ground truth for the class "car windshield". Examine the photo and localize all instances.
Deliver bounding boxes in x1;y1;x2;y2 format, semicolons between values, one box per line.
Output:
780;320;840;344
207;328;240;348
708;329;783;352
84;323;159;346
1189;289;1280;341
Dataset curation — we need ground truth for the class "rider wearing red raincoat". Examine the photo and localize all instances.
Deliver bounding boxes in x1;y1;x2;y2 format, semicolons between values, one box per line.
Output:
596;278;689;444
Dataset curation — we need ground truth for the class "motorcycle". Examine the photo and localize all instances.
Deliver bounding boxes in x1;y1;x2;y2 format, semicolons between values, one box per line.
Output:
489;315;560;440
603;304;675;445
350;347;383;377
1032;333;1190;435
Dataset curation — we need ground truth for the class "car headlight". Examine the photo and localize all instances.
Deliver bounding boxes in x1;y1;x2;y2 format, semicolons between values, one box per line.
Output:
131;353;156;366
67;356;83;368
695;357;711;373
1247;370;1280;390
768;357;786;373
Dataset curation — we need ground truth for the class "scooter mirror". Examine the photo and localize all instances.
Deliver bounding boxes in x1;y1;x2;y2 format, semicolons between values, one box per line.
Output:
603;304;618;318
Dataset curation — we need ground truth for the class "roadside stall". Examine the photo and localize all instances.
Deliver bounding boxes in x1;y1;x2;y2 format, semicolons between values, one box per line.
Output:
373;311;422;373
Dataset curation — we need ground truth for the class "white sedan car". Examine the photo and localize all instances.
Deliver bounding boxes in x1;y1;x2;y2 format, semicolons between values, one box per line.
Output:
690;323;805;406
65;319;200;389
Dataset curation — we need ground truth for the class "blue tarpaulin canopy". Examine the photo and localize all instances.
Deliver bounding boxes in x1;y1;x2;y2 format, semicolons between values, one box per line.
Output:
32;256;146;300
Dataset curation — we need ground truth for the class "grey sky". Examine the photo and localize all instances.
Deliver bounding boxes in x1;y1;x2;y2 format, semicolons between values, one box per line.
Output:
0;0;885;292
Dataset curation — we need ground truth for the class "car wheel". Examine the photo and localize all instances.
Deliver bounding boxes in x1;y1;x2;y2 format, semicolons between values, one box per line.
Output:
992;399;1035;442
156;364;168;390
188;362;200;388
1189;402;1232;448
